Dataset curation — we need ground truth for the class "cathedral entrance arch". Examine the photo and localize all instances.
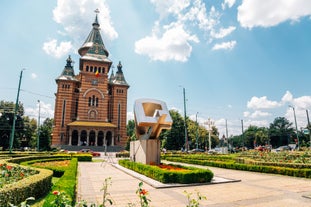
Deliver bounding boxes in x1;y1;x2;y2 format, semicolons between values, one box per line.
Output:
89;130;95;146
98;131;104;146
80;130;87;146
72;130;78;146
106;131;112;146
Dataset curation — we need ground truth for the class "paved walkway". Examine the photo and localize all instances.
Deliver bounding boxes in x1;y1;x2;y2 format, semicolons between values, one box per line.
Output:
77;153;311;207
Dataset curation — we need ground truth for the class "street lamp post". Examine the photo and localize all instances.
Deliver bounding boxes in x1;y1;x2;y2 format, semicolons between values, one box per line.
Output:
182;87;188;152
37;100;41;151
289;105;299;150
195;112;199;150
206;118;214;151
306;109;311;149
9;69;25;153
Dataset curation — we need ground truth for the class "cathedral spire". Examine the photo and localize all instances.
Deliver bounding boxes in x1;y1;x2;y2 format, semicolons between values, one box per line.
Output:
78;9;109;58
56;55;78;82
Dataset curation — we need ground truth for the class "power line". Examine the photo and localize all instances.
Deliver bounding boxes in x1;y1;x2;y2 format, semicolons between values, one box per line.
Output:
20;89;54;99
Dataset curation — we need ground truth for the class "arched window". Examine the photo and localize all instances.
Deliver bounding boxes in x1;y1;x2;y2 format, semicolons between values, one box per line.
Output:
86;66;89;72
90;66;93;72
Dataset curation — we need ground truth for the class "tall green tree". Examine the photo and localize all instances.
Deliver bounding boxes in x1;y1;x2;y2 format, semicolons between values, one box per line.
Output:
23;116;37;148
125;119;136;150
159;110;185;150
0;101;25;150
38;118;53;151
269;117;294;147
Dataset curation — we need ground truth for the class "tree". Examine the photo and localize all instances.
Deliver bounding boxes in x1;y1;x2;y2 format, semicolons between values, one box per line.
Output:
38;118;53;151
159;110;185;150
269;117;294;147
22;116;37;148
0;101;25;150
125;119;136;151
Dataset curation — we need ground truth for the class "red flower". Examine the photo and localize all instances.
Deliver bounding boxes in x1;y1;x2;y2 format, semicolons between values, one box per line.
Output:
6;165;12;170
53;191;60;195
140;189;148;195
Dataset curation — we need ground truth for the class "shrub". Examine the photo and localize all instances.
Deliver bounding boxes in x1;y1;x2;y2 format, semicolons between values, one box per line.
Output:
119;159;213;184
42;158;78;207
0;165;53;206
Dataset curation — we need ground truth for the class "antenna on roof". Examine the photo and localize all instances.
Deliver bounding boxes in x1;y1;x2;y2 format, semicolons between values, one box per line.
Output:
94;8;100;14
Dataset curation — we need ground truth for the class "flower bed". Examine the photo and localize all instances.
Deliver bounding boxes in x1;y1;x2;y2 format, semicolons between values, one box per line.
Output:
162;152;311;179
119;159;213;184
0;163;39;188
0;163;52;206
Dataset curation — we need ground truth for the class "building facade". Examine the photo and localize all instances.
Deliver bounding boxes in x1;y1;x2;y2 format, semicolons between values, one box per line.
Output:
52;13;129;148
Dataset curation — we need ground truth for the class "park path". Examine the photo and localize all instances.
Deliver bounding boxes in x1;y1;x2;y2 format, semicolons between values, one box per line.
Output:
77;154;311;207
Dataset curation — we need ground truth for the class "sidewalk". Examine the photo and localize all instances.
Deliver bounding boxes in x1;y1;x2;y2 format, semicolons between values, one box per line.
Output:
77;154;311;207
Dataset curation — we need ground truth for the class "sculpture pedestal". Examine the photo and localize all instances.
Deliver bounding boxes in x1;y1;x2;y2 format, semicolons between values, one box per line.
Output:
130;139;161;165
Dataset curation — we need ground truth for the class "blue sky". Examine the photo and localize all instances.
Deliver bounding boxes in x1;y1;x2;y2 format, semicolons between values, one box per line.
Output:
1;0;311;137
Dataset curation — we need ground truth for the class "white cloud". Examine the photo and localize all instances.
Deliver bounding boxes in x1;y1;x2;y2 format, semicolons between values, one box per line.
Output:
222;0;236;10
127;111;134;122
135;24;198;62
210;26;236;39
42;39;73;58
281;90;293;103
25;101;54;123
43;0;118;58
244;110;271;119
237;0;311;29
53;0;118;41
212;40;236;50
31;73;37;79
247;96;281;109
136;0;236;62
150;0;190;19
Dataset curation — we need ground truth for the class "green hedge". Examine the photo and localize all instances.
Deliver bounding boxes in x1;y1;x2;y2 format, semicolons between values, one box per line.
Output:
0;166;53;207
163;155;311;179
42;158;78;207
20;157;72;177
118;159;213;184
7;154;92;164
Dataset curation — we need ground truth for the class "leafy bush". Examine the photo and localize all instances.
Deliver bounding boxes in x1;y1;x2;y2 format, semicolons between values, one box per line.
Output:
0;165;53;206
162;153;311;179
119;159;213;184
42;158;78;207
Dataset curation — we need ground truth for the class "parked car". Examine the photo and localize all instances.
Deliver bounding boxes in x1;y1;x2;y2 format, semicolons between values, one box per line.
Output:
208;148;222;154
78;149;101;157
190;148;205;153
272;145;291;152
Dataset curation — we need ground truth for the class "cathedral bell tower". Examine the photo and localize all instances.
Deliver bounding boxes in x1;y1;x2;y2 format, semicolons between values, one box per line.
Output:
52;10;129;148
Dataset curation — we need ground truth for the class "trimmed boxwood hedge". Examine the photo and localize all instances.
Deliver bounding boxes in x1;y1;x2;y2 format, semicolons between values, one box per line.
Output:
118;159;213;184
162;154;311;179
0;165;53;207
42;158;78;207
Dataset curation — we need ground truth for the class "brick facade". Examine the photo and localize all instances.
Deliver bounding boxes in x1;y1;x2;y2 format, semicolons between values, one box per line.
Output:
51;14;129;148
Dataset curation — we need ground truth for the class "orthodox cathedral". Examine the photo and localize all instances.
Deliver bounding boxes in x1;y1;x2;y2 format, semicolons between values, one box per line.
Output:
52;12;129;149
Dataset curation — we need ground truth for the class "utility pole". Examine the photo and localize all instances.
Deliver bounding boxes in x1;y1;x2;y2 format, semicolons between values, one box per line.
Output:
241;119;244;148
226;119;229;151
289;105;299;150
37;100;41;151
195;112;199;150
10;69;25;153
306;109;311;149
182;87;188;152
206;118;214;151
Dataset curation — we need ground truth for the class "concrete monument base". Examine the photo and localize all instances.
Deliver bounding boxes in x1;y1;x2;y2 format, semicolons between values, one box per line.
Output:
130;139;161;165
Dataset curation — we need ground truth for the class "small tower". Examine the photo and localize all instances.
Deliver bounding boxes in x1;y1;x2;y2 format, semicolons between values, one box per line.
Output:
109;61;129;146
52;56;79;145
